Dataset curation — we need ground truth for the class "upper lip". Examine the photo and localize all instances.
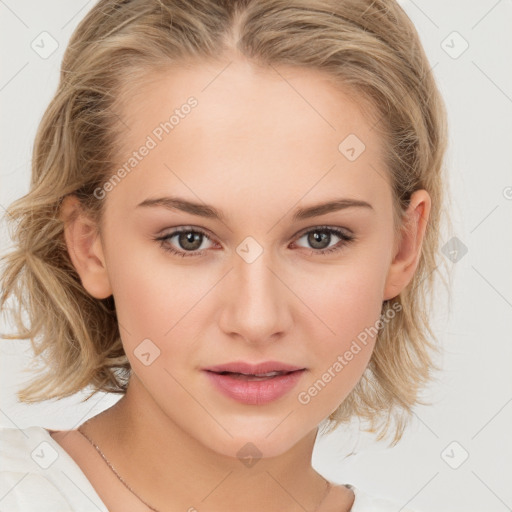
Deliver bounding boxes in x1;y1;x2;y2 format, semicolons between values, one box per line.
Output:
203;361;305;375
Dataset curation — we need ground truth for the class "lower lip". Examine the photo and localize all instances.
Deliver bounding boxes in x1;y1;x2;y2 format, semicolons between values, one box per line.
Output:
204;370;305;405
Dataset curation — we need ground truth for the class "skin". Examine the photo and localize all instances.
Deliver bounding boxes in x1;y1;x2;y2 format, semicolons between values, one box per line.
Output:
55;57;430;512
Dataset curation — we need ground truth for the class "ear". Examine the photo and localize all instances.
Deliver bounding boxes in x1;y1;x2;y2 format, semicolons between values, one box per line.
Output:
59;195;113;299
383;189;431;301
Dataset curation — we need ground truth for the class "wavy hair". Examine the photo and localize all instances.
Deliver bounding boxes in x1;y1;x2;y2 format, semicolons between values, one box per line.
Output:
1;0;451;443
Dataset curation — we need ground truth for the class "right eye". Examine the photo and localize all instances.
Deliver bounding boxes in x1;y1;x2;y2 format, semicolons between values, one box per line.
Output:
155;227;217;257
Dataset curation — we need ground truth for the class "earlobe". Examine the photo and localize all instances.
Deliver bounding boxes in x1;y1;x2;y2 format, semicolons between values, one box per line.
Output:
60;195;113;299
383;190;431;301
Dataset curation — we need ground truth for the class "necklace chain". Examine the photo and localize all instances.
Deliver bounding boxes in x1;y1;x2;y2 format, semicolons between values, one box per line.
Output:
78;421;160;512
77;420;332;512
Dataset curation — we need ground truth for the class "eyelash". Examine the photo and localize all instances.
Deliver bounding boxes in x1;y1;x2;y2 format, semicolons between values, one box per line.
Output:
155;225;355;258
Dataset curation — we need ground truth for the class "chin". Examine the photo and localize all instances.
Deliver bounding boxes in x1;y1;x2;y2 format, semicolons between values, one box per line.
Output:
194;420;311;461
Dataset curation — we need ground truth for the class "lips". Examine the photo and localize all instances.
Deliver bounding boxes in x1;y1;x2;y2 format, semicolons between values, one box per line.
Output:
202;361;306;405
203;361;305;376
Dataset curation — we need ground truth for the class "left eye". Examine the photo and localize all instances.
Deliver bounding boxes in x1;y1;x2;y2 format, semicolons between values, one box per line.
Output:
155;226;354;257
293;227;354;255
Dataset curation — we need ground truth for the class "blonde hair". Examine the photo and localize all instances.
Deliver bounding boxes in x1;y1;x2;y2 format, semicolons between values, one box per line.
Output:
1;0;451;443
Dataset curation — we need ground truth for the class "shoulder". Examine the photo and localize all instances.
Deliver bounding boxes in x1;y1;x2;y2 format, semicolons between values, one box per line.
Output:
348;484;420;512
0;425;108;512
0;425;61;477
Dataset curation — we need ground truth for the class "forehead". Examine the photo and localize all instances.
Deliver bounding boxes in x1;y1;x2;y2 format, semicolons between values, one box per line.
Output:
108;59;390;215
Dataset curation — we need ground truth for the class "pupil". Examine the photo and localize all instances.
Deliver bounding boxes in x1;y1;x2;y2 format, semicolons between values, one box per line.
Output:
309;231;330;249
179;231;202;250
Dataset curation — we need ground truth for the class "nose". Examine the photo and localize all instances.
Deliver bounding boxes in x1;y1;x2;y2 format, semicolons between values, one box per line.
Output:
217;249;293;345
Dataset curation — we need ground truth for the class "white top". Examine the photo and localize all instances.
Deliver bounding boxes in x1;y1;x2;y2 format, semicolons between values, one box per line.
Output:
0;426;417;511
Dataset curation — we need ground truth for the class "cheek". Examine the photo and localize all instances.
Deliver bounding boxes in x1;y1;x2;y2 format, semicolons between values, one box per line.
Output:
302;254;387;345
104;238;223;378
108;262;202;342
295;258;388;408
101;229;183;344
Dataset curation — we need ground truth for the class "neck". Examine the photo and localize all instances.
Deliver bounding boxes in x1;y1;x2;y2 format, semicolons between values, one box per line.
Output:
89;376;330;512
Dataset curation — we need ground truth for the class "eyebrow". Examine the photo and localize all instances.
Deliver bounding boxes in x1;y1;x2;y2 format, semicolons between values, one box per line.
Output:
136;196;374;221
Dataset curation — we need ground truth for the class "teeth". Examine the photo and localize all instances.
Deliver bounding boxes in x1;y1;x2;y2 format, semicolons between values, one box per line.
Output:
252;371;282;377
219;371;286;378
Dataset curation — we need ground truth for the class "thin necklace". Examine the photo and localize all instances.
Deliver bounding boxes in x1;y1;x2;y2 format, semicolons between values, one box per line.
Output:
77;420;332;512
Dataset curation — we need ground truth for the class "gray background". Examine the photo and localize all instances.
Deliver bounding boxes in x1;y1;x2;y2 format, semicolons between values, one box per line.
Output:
1;1;511;510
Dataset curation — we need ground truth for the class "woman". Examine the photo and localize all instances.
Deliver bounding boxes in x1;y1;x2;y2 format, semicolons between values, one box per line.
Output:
0;0;449;510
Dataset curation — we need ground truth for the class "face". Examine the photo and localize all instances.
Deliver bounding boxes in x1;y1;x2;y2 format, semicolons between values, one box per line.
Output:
69;58;423;459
